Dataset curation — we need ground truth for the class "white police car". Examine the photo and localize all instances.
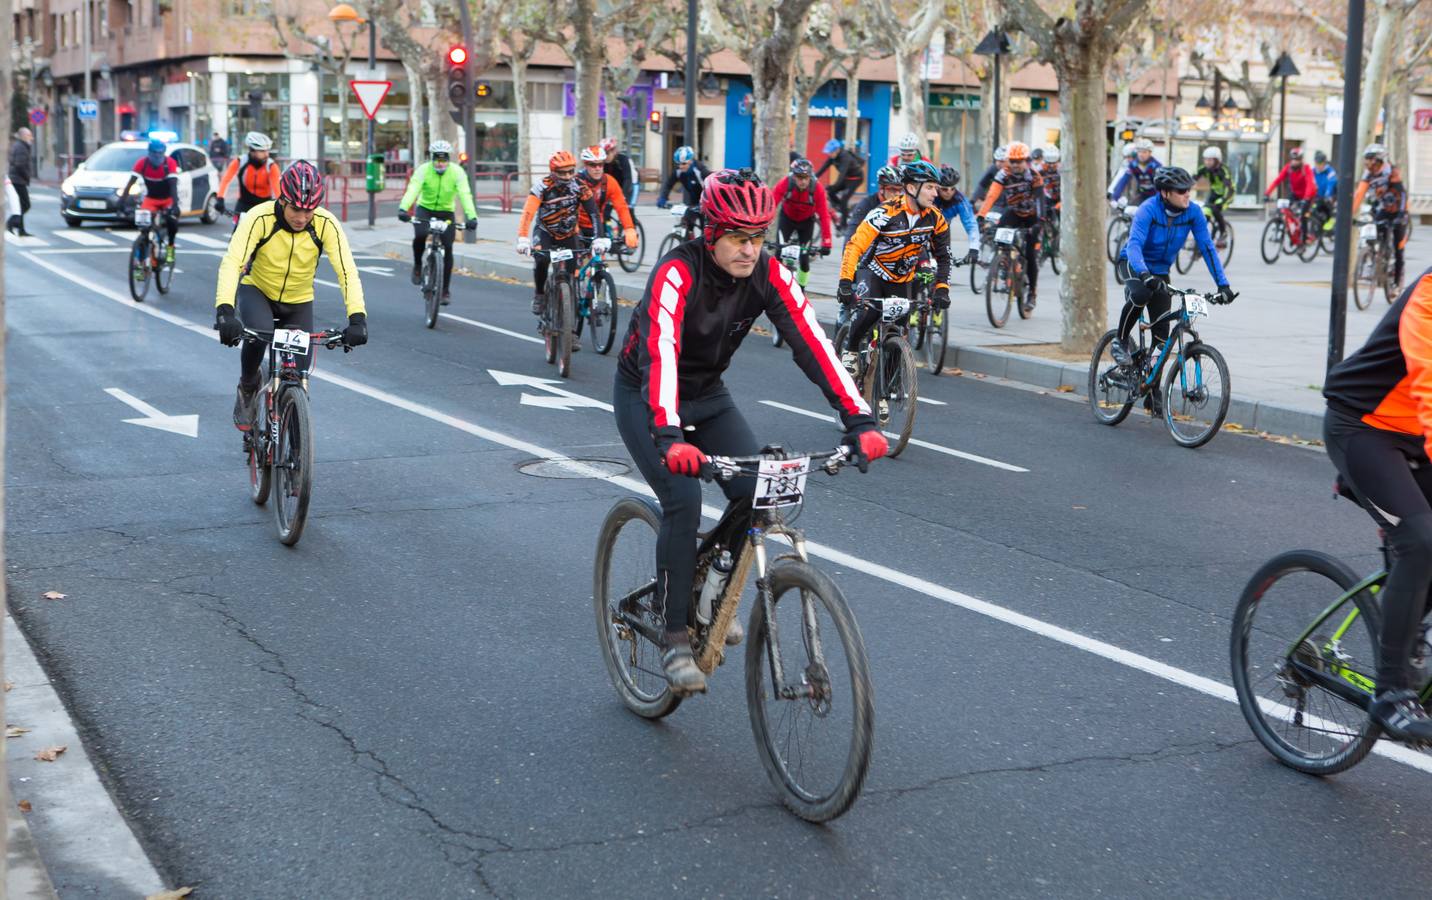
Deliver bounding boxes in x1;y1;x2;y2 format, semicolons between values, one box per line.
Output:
60;139;221;226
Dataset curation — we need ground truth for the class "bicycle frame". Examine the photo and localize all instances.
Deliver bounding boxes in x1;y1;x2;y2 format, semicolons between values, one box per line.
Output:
1133;294;1206;394
1276;569;1393;707
1279;201;1307;245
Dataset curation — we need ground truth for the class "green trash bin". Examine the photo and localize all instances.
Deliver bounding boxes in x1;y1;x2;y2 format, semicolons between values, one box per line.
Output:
365;154;385;193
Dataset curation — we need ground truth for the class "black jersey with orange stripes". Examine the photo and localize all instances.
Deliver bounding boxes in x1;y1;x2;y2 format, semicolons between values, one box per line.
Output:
1041;163;1061;205
518;175;598;241
1325;268;1432;455
986;166;1044;219
1357;164;1408;220
838;197;951;287
616;240;873;440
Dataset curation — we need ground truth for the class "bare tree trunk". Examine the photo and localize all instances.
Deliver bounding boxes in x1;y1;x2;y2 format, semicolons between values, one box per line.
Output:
405;60;426;161
844;67;860;146
571;0;603;148
793;81;817;159
601;69;625;143
1057;53;1110;353
427;80;455;146
513;53;533;192
1387;67;1412;168
1360;0;1406;151
749;59;798;181
895;45;927;149
1115;83;1131;123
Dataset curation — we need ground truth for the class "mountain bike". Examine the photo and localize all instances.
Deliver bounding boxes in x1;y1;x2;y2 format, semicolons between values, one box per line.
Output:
906;256;953;374
656;204;700;262
574;240;620;354
235;325;350;546
417;217;451;329
833;296;918;457
985;221;1034;328
128;208;176;302
606;211;646;273
970;210;998;294
1261;198;1317;264
1087;286;1232;448
594;444;874;822
1229;479;1425;774
1353;218;1400;311
1175;218;1235;274
769;242;817;349
1106;204;1132;264
1041;214;1062;274
538;245;580;378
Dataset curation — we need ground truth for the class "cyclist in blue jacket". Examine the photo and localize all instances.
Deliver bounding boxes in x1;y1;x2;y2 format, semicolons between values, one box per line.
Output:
1313;149;1338;238
1111;167;1236;366
1108;138;1162;208
935;164;979;262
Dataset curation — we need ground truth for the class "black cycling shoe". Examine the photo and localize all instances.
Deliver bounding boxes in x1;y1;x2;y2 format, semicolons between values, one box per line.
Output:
1109;337;1133;368
410;265;421;285
1370;689;1432;743
662;644;707;695
440;291;451;306
232;383;259;432
531;294;544;316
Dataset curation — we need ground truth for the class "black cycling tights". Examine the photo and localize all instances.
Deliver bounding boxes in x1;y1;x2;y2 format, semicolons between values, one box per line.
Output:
1325;408;1432;692
1117;274;1172;348
844;270;909;355
236;283;314;389
532;229;580;297
614;377;758;643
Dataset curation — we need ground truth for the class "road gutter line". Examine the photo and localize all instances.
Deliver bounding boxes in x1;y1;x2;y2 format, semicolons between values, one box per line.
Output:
22;248;1432;778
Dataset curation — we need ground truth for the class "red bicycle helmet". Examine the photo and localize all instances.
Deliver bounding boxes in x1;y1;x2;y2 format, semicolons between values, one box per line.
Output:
700;168;776;246
279;160;326;210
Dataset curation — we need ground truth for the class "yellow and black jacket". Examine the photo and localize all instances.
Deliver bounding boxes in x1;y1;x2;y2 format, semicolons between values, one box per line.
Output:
215;201;365;316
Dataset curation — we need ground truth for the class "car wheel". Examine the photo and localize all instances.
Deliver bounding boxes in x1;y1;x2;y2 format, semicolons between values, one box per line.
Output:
200;193;219;225
63;214;82;228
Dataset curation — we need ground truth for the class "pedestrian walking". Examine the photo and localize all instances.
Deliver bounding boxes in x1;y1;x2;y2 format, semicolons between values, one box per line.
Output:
8;126;34;236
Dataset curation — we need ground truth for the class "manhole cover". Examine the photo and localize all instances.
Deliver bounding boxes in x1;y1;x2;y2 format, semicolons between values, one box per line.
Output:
517;458;630;479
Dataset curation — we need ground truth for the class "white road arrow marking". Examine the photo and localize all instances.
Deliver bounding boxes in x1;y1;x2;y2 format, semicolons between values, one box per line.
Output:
488;369;613;412
104;387;199;437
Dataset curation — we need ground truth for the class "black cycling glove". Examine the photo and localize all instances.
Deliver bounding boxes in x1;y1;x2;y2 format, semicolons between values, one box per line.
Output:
464;220;477;231
932;286;950;310
398;210;411;223
342;312;368;347
837;279;855;307
215;304;243;347
1217;284;1237;305
215;197;226;215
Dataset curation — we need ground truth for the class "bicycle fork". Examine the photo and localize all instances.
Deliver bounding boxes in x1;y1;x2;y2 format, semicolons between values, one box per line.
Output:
752;525;831;704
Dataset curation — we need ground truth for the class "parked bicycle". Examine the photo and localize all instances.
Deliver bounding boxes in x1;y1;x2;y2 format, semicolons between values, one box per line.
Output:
573;238;621;354
834;296;919;456
128;208;176;303
1353;217;1401;310
416;217;451;330
1087;286;1233;448
985;218;1035;328
1261;198;1317;264
235;324;350;546
594;444;875;822
1230;479;1420;774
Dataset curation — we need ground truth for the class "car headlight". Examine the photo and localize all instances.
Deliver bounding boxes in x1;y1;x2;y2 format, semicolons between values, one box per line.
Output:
126;181;144;196
61;178;75;196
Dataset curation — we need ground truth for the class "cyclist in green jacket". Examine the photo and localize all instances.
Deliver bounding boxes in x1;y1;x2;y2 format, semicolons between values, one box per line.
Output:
1193;147;1234;248
398;140;477;305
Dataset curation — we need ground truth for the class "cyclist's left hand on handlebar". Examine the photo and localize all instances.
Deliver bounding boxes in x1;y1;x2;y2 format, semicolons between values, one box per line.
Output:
342;312;368;348
215;304;243;347
843;427;888;473
932;286;950;309
1217;284;1238;305
820;245;831;257
592;237;612;254
964;248;979;265
661;441;706;477
215;197;226;215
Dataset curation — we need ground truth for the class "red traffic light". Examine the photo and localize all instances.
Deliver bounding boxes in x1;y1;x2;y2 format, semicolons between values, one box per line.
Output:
448;46;468;66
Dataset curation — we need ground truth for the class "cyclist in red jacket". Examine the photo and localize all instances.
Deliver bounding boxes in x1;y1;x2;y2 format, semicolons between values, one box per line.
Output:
770;158;833;288
1265;148;1318;249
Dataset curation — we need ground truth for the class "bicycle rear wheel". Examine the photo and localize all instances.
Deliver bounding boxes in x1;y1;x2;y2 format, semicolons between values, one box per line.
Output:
657;231;681;264
1261;218;1284;264
594;497;681;719
247;427;271;506
924;309;948;375
555;280;576;378
1352;247;1375;311
617;219;646;273
746;558;873;823
1045;221;1062;275
878;336;918;457
970;242;990;294
422;247;440;329
1105;216;1127;264
985;251;1012;328
1161;341;1230;448
1088;329;1137;426
155;238;176;294
129;237;152;302
1220;221;1236;267
272;387;314;546
1230;551;1382;776
589;270;619;354
1175;234;1196;275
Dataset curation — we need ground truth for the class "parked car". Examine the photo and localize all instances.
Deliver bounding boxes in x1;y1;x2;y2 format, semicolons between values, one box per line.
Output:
60;140;221;227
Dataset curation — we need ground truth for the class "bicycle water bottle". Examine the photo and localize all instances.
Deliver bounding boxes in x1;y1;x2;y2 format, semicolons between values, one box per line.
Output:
696;549;734;625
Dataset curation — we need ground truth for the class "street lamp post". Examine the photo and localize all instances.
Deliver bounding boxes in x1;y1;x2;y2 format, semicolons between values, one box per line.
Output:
974;30;1010;153
685;0;698;156
1270;52;1300;178
1329;1;1367;371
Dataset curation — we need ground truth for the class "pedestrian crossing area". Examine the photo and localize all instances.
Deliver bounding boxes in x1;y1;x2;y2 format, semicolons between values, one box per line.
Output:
4;229;232;251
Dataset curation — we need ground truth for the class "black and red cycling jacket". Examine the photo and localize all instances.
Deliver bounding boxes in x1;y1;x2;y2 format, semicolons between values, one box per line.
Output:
1325;268;1432;456
617;240;873;441
771;175;833;247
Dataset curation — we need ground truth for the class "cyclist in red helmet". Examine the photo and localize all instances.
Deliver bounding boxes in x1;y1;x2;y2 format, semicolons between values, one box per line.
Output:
614;168;888;694
214;160;367;430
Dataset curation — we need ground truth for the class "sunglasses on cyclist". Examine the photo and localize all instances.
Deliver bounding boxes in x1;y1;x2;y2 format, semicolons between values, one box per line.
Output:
555;167;575;177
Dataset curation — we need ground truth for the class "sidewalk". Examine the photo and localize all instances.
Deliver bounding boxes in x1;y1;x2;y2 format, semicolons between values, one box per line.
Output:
350;207;1412;441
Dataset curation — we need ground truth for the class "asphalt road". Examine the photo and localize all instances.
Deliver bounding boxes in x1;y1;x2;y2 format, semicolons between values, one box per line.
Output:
6;201;1432;898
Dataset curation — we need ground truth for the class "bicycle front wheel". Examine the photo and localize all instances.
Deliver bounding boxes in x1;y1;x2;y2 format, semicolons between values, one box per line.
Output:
1261;218;1284;264
129;238;152;302
1045;222;1062;275
594;497;681;719
1230;551;1381;776
422;247;441;329
618;220;645;273
1088;329;1136;426
879;336;918;457
1220;221;1236;267
1105;216;1127;264
985;251;1012;328
272;387;314;546
1297;225;1320;262
589;270;619;354
1161;341;1230;448
555;280;576;378
925;309;948;375
746;558;873;823
657;231;681;264
155;240;176;294
1352;247;1375;311
970;245;989;294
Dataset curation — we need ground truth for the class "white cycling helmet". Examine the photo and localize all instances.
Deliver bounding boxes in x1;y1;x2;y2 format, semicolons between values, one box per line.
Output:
1364;143;1388;161
993;145;1008;162
1134;138;1154;152
1121;143;1136;158
428;140;454;157
898;132;921;152
1202;146;1222;162
1041;145;1060;163
244;131;272;151
579;145;605;163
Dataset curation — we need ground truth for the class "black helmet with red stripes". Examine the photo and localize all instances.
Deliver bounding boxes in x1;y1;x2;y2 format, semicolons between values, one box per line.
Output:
278;160;326;211
700;168;776;246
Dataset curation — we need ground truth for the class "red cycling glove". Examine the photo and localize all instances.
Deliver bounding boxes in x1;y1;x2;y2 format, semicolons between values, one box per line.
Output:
663;441;707;476
853;430;888;467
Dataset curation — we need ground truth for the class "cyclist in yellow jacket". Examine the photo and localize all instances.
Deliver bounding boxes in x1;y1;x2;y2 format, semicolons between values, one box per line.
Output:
215;161;367;430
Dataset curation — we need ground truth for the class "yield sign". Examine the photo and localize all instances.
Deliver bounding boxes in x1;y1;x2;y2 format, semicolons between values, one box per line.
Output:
350;81;392;120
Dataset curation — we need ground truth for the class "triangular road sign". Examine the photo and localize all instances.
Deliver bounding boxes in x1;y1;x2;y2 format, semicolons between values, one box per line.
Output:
350;81;392;120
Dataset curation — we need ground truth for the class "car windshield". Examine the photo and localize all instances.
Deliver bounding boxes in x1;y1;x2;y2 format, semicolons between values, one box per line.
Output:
84;146;147;171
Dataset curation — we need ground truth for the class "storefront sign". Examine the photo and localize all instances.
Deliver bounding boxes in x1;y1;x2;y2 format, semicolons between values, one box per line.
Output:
562;83;654;120
929;92;980;110
1415;109;1432;131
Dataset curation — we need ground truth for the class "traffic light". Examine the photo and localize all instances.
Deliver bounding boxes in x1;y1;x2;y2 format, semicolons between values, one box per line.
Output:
1118;128;1136;142
648;109;663;134
475;81;491;100
446;45;469;107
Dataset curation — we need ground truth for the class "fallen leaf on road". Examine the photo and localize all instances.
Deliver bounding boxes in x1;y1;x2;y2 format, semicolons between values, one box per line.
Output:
34;745;67;762
1056;385;1075;393
4;681;13;691
1222;423;1248;433
949;368;964;376
7;725;31;738
145;889;194;900
18;800;32;813
42;591;66;600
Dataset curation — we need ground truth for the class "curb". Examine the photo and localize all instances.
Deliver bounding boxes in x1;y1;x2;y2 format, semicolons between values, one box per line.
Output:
374;238;1326;441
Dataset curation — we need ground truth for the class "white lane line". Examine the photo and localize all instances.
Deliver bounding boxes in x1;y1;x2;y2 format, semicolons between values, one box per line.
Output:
5;233;48;247
316;278;341;289
439;311;545;345
34;247;130;255
178;232;230;248
916;396;947;406
23;247;1432;778
53;229;117;247
358;265;393;276
759;400;1030;473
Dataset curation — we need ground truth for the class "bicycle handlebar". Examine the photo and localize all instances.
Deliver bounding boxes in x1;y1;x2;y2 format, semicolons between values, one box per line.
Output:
213;324;352;351
700;445;857;483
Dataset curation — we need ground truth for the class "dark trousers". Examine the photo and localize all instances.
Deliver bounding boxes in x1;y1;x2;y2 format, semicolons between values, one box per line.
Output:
410;209;457;292
533;228;581;297
614;377;758;639
844;270;910;354
776;212;816;273
1117;273;1172;347
236;283;315;387
1325;408;1432;691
